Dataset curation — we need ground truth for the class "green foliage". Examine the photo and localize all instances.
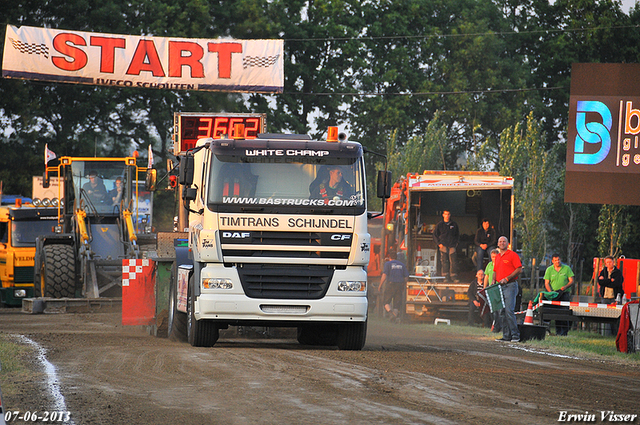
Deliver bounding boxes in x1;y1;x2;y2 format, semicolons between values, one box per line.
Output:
597;205;633;258
387;112;449;179
499;113;556;264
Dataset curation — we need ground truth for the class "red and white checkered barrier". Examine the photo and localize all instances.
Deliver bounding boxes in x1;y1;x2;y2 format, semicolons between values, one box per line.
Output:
121;259;152;287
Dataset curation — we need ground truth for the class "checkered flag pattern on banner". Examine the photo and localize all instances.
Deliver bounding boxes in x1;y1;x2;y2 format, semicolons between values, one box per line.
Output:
243;54;280;69
476;288;491;317
9;37;49;59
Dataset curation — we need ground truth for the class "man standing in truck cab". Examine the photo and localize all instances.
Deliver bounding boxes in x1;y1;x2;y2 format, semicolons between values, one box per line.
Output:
433;210;459;282
310;165;352;200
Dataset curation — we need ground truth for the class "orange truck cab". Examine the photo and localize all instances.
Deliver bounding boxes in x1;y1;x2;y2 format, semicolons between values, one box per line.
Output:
0;199;58;305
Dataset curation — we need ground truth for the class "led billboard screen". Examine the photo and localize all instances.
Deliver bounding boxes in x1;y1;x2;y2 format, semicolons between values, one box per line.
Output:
565;63;640;206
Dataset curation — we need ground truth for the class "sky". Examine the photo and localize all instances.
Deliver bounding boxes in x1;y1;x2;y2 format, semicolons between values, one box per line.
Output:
621;0;637;13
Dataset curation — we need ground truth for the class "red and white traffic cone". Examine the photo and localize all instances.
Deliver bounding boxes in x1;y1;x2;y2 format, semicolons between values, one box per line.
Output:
523;300;534;326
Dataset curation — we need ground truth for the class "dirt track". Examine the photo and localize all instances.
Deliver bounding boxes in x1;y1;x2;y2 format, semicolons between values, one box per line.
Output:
1;309;639;425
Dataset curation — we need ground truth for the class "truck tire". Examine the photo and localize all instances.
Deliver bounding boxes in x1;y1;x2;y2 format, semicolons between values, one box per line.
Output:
336;320;367;351
297;324;338;346
37;245;75;298
187;280;218;347
167;264;187;342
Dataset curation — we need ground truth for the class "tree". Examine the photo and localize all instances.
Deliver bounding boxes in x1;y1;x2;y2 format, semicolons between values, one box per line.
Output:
386;112;449;179
597;204;633;258
499;112;556;265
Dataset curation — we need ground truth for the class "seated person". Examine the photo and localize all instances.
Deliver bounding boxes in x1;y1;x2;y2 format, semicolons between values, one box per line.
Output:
109;176;124;206
474;218;497;271
468;269;492;327
310;165;352;200
82;171;108;204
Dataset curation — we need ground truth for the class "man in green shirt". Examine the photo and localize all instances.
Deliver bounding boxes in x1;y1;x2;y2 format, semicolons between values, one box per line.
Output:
543;254;575;336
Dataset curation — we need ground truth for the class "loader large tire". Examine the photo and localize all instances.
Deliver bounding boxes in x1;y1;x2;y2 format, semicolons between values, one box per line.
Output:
187;279;218;347
37;245;75;298
167;264;187;342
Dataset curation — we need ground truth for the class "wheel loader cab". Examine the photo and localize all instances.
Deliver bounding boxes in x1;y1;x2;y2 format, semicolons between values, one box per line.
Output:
35;156;149;299
74;162;132;215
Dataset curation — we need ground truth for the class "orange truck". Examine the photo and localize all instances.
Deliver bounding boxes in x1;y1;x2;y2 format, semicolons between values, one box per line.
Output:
377;171;514;319
0;199;58;305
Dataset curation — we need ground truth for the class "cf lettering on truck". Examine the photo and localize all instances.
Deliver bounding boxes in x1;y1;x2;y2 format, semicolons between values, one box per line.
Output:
168;122;390;350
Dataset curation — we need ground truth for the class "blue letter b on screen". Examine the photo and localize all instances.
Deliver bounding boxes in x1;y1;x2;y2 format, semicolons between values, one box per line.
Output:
574;100;612;165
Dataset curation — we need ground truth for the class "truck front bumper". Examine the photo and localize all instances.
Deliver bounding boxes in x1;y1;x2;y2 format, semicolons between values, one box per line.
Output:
193;263;368;323
195;294;368;323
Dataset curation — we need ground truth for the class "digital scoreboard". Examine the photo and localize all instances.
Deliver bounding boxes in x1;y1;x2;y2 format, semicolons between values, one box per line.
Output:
173;112;266;155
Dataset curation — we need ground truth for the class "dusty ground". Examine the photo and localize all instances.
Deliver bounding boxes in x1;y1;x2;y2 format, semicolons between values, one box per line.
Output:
1;308;639;425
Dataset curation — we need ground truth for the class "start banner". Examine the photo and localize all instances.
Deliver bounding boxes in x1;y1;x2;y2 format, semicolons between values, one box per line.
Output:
2;25;284;93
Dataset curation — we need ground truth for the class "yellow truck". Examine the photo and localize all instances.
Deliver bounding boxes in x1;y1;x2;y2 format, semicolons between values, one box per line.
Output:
0;199;58;305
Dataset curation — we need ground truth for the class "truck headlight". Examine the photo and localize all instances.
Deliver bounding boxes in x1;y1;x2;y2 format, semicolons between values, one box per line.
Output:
202;278;233;290
14;289;27;298
337;281;366;292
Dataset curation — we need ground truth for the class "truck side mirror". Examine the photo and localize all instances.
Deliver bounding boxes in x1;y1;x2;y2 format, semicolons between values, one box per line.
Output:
179;155;194;186
377;170;392;198
42;171;50;189
182;187;197;203
145;169;157;191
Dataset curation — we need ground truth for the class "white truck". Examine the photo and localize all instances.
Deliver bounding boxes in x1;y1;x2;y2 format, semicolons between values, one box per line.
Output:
167;124;389;350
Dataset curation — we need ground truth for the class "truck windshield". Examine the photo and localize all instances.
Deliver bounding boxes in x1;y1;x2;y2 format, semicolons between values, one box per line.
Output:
206;141;366;214
12;220;57;247
71;161;129;215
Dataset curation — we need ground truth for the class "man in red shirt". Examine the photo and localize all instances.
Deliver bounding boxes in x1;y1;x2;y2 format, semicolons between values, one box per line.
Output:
493;236;522;342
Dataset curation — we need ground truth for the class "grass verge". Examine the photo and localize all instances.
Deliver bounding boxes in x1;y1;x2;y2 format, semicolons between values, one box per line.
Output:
403;318;640;365
0;333;40;398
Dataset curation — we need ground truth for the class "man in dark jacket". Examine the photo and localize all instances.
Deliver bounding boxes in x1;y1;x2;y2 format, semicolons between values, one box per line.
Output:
474;218;497;271
598;256;624;300
433;210;459;282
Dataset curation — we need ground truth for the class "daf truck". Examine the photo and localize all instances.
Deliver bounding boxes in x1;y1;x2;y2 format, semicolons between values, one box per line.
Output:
168;125;389;350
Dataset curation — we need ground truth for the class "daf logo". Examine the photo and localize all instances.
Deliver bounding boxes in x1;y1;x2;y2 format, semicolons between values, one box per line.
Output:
223;232;251;239
331;234;351;241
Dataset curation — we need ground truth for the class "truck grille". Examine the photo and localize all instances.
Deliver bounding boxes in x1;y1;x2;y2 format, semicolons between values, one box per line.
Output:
14;266;34;283
221;231;351;262
237;264;334;300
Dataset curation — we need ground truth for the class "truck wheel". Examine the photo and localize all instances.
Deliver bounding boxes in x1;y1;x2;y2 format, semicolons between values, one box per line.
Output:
336;320;367;351
39;245;75;298
167;264;187;342
297;324;338;346
187;280;218;347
